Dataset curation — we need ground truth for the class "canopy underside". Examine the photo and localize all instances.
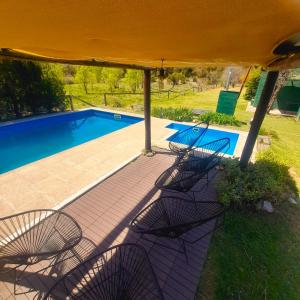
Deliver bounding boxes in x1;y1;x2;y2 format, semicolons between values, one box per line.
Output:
0;0;300;69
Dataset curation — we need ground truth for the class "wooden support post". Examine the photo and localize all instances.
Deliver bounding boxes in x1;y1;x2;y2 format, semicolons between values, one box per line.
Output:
240;71;279;168
144;69;152;153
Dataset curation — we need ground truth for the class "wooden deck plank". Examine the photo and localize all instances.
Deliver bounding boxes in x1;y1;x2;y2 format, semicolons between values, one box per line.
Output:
1;152;219;300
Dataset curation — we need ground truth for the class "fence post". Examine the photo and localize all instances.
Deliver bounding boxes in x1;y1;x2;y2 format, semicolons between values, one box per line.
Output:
69;95;74;111
103;93;107;106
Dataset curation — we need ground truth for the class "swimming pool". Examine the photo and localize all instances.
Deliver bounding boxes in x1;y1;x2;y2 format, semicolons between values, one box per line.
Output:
166;123;239;155
0;109;143;174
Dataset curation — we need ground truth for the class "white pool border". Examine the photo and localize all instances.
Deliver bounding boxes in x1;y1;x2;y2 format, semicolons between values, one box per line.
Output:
0;107;143;128
159;119;249;158
53;152;141;210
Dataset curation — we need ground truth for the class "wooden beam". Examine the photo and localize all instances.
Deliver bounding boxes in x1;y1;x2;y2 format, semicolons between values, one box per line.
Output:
0;48;153;70
144;69;152;153
240;71;279;168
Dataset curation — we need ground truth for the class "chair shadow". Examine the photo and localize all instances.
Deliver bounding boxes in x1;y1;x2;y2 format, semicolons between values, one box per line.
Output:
0;151;220;299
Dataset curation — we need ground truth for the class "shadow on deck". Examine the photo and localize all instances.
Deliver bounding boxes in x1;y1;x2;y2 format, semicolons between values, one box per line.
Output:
0;151;219;300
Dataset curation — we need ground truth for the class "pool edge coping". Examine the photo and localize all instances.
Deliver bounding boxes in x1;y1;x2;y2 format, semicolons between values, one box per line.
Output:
53;152;142;211
161;120;250;158
0;107;144;128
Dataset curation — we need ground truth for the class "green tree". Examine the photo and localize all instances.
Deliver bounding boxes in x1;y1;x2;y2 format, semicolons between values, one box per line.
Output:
93;67;103;83
62;64;76;84
102;68;124;92
42;63;64;82
192;67;224;87
244;67;261;100
122;70;143;92
0;60;66;118
74;66;96;94
167;72;185;85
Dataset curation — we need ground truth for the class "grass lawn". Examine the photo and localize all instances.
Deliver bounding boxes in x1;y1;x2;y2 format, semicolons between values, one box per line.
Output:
198;203;300;299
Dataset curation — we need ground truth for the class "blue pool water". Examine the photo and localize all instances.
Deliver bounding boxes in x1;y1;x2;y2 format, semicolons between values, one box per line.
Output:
166;123;239;155
0;109;143;174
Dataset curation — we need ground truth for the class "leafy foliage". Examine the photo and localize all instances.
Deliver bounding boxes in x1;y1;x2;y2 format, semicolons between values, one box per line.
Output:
102;68;124;92
197;112;242;126
192;67;225;87
0;60;65;119
108;97;123;108
244;67;261;100
122;70;143;92
167;72;185;85
151;107;194;122
218;153;298;208
74;66;96;94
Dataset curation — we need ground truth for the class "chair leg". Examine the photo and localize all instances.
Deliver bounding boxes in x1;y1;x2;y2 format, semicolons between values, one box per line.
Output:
13;255;61;295
14;264;30;295
192;191;196;201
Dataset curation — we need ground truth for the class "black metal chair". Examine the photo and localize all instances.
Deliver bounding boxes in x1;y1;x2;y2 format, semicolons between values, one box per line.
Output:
129;196;224;261
49;237;97;278
0;209;82;294
168;121;209;158
43;243;164;300
156;138;230;199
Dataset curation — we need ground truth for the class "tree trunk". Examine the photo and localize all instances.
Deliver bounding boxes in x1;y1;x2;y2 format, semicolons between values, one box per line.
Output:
83;82;88;94
13;101;21;118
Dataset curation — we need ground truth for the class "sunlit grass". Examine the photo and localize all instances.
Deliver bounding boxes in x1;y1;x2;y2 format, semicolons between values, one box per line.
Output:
198;203;300;299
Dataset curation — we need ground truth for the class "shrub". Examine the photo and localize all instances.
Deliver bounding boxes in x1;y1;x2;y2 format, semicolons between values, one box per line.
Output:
197;112;242;126
244;68;261;101
109;97;123;108
151;107;193;122
218;153;298;209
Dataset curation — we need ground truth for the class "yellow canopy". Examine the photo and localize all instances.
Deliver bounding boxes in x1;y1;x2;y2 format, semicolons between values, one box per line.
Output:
0;0;300;69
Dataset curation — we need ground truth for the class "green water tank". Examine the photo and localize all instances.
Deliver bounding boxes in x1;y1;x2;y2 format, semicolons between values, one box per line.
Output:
216;90;239;115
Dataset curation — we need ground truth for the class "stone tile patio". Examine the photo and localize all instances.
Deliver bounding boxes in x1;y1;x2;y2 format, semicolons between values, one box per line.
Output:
0;113;174;216
0;109;248;217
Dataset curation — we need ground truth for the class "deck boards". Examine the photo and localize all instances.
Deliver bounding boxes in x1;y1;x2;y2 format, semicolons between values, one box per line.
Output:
0;152;218;300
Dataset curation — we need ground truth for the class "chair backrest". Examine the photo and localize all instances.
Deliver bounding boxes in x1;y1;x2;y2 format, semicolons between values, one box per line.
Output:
0;209;82;263
155;138;230;193
50;237;97;277
44;243;164;300
186;137;231;173
130;196;224;239
169;121;209;153
155;161;203;192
